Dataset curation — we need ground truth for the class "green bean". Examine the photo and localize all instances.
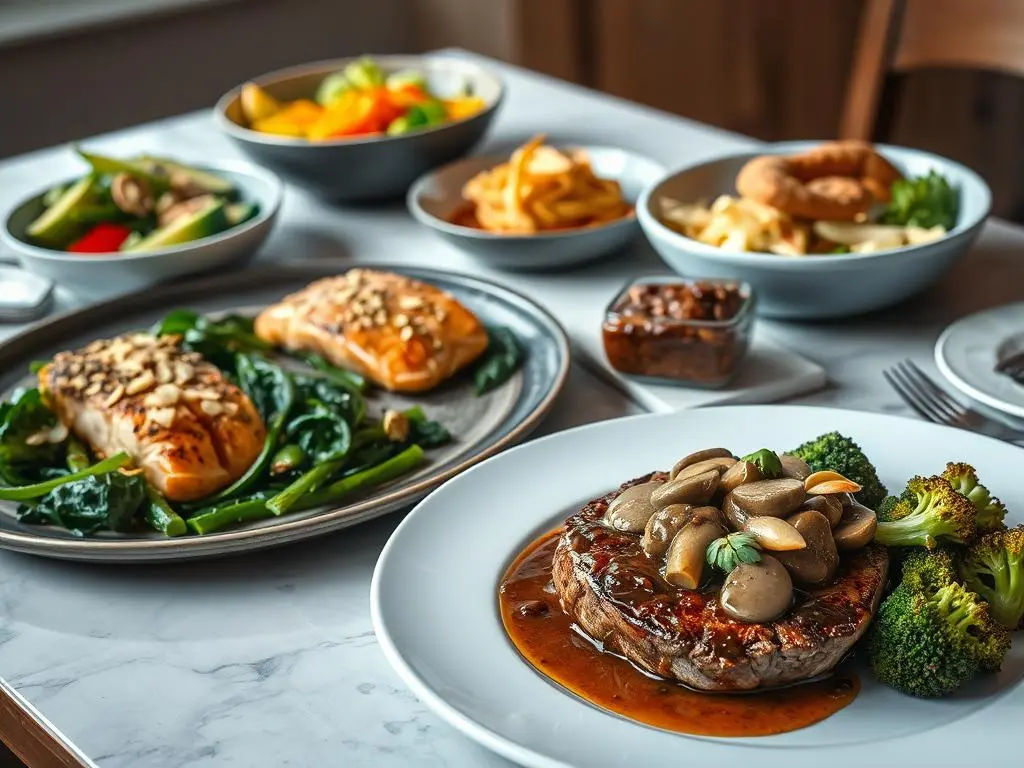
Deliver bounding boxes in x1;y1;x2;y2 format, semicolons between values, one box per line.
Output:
0;452;130;501
65;437;91;472
187;446;424;535
270;444;306;475
144;486;186;537
298;352;366;393
186;497;272;536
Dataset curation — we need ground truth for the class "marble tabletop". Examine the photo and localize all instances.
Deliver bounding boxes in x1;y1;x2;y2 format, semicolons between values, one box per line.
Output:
1;51;1024;768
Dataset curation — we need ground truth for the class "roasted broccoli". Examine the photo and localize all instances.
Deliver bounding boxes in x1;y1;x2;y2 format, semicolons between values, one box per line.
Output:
874;476;977;548
789;432;886;509
942;462;1007;533
960;525;1024;630
900;546;960;592
868;580;1010;697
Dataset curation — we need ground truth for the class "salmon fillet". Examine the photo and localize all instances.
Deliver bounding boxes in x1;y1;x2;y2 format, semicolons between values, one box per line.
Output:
40;333;266;502
254;269;488;393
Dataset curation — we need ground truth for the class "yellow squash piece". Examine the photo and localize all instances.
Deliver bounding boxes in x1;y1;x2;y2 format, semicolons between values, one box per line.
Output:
252;99;324;138
444;97;486;121
240;83;282;124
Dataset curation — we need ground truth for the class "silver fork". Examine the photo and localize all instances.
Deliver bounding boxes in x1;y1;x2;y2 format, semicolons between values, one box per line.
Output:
883;360;1024;443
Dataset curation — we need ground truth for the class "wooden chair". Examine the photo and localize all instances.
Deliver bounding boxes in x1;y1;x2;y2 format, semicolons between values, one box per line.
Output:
840;0;1024;140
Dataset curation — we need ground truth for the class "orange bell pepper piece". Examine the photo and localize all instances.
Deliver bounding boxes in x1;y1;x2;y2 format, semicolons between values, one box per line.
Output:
388;85;430;108
443;97;486;121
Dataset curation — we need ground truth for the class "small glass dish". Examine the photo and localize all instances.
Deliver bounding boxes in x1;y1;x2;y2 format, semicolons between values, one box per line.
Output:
601;275;756;389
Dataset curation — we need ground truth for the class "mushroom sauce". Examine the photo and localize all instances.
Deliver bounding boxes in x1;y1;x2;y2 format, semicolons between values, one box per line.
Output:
499;531;860;738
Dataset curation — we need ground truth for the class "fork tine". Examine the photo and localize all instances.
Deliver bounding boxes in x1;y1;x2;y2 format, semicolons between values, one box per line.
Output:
889;364;959;423
899;361;966;418
884;368;949;425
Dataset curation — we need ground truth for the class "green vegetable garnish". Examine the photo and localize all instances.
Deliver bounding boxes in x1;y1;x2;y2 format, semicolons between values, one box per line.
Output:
19;470;147;535
472;326;525;395
740;448;782;479
0;388;66;485
880;170;959;230
706;532;762;574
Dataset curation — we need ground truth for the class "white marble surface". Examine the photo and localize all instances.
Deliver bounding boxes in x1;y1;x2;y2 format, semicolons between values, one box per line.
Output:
1;51;1024;767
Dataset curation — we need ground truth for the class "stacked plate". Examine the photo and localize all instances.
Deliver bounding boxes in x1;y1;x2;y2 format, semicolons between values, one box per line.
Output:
935;303;1024;421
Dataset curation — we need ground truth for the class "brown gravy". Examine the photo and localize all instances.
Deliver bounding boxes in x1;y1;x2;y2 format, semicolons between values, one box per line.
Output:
498;529;859;738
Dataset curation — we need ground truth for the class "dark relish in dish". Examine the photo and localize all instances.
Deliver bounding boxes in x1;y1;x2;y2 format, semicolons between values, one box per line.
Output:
602;279;754;387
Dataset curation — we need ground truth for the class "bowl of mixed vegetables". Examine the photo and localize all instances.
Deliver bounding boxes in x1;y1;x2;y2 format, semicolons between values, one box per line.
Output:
636;142;992;319
215;55;503;201
2;149;282;299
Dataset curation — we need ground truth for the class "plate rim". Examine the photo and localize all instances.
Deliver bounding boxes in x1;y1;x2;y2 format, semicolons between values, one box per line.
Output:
935;302;1024;420
371;404;1023;768
0;261;571;561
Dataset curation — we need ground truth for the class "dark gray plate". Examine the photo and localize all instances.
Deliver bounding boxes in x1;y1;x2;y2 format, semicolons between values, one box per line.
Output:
0;263;569;561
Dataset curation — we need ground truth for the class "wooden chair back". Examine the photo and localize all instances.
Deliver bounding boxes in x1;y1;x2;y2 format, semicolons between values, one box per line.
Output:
840;0;1024;140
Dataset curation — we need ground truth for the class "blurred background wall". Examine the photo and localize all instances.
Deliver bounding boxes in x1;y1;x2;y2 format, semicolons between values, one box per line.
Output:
3;0;1023;220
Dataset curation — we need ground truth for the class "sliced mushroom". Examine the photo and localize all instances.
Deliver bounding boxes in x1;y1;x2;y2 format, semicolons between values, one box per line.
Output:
672;456;738;483
719;554;793;623
650;469;720;510
775;510;839;586
158;193;218;227
111;173;154;217
721;493;749;531
604;481;664;532
799;494;844;527
832;501;877;550
664;518;728;589
719;460;762;493
778;454;812;480
670;448;733;479
729;478;806;517
641;504;692;558
744;516;807;551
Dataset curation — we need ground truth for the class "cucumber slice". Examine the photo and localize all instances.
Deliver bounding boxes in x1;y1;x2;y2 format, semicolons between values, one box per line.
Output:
225;201;259;227
134;156;236;198
26;174;97;248
75;148;168;190
124;200;228;252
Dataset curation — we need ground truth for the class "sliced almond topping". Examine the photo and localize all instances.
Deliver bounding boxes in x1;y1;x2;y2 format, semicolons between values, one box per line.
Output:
382;409;410;442
144;383;181;408
118;359;144;375
155;360;173;384
183;388;220;401
84;381;103;397
129;333;153;347
393;313;410;328
399;325;414;342
84;340;106;354
373;310;388;326
173;362;194;384
147;407;176;428
222;401;239;416
398;295;423;311
104;384;126;408
125;369;156;396
67;375;87;391
200;400;224;416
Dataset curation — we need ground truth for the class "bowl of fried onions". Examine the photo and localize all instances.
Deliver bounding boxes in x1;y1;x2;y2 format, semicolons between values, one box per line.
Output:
636;141;991;319
407;135;664;271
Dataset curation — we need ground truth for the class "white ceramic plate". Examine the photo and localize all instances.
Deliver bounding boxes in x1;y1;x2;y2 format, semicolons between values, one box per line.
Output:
372;405;1023;768
936;303;1024;420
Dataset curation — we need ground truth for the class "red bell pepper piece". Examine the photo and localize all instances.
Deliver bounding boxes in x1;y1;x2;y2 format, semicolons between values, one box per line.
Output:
66;223;133;254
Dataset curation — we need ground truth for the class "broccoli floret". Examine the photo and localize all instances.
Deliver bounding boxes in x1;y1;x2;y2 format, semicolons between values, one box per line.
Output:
960;525;1024;629
901;547;959;592
942;462;1007;533
874;476;977;548
877;494;902;522
869;580;1010;697
789;432;886;509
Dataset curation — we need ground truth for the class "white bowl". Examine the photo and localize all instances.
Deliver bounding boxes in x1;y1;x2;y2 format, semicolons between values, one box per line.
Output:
636;142;992;319
1;160;283;301
408;145;665;272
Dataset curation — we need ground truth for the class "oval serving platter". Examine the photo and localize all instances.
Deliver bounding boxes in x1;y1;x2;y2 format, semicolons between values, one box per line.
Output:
0;263;569;561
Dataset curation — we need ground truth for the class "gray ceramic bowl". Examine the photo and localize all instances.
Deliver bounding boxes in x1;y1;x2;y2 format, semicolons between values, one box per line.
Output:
215;55;503;202
1;160;283;301
408;146;665;271
636;141;992;319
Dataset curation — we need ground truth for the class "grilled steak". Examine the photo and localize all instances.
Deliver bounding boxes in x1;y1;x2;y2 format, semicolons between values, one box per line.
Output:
553;472;889;692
